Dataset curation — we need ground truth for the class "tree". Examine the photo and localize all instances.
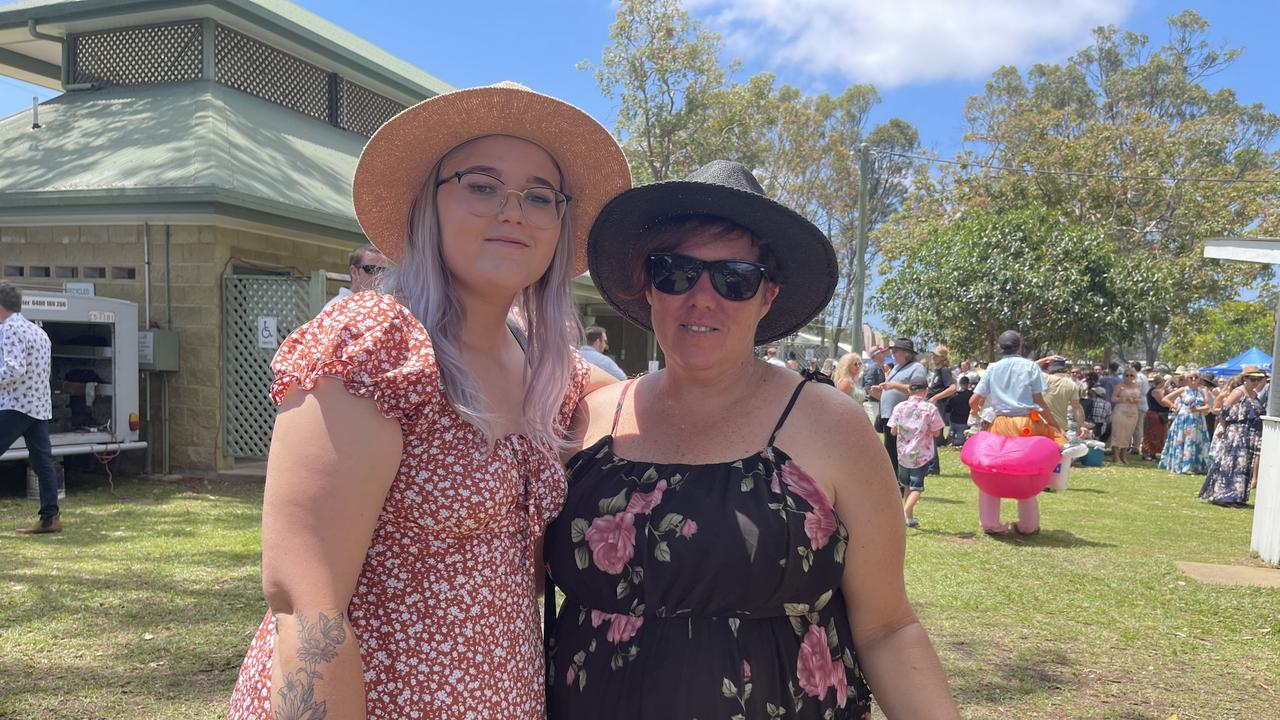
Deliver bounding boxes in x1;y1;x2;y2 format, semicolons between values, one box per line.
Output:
881;10;1280;360
874;206;1127;360
587;0;923;355
1160;299;1276;368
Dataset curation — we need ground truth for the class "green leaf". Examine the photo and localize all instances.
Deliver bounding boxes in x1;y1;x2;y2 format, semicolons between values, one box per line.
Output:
599;488;629;515
656;512;684;533
574;546;591;571
782;603;809;616
728;617;740;637
814;590;833;612
578;668;587;691
740;476;754;492
570;518;589;543
654;541;671;562
722;678;738;698
616;576;631;599
640;467;659;484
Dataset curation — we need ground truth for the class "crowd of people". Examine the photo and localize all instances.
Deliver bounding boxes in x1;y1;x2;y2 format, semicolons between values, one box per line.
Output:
767;342;1272;526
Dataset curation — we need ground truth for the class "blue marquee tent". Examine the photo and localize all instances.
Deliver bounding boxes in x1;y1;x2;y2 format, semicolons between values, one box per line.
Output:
1203;347;1273;377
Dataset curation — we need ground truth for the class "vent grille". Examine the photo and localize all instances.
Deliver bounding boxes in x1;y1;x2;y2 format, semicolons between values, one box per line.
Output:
70;21;203;87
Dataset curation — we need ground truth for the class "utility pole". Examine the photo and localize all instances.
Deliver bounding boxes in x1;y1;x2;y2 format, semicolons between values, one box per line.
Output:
851;143;871;354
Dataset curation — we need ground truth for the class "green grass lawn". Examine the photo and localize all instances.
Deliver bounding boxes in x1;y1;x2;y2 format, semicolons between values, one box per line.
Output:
0;450;1277;719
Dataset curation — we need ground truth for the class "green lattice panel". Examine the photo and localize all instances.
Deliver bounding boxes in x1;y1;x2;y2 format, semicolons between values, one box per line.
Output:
222;275;310;458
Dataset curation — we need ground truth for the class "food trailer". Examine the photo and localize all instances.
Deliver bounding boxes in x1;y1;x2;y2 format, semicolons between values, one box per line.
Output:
1;291;146;463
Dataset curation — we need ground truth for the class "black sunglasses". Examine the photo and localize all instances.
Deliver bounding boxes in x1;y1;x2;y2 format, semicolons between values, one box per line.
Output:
645;253;770;301
357;264;387;275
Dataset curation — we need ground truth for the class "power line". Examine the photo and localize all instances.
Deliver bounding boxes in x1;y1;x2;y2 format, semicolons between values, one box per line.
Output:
873;148;1276;186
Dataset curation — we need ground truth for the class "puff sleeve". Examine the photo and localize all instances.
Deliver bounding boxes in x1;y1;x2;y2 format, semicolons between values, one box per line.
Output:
556;347;594;432
269;292;440;423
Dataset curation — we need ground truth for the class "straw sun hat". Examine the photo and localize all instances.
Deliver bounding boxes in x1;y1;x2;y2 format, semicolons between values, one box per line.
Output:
352;82;631;276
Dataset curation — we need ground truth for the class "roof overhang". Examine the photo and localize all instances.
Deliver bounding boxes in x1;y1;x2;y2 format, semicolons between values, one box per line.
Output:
1203;236;1280;265
0;0;453;101
0;186;366;246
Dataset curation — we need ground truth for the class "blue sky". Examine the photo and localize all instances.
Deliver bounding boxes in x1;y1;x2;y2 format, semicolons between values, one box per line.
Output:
0;0;1276;328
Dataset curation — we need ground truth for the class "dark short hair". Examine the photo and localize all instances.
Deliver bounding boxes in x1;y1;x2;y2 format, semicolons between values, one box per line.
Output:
997;330;1022;355
624;214;777;300
584;325;607;345
349;243;378;267
909;379;928;391
0;282;20;312
959;376;971;387
1130;361;1143;371
1109;362;1120;373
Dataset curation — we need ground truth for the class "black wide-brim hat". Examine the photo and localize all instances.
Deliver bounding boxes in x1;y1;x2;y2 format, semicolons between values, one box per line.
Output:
587;160;837;344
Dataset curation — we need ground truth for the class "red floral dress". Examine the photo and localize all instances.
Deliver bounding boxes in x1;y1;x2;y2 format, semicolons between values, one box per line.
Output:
227;292;589;719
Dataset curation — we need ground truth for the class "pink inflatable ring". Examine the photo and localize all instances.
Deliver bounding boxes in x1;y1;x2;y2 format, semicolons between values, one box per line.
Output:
960;431;1061;500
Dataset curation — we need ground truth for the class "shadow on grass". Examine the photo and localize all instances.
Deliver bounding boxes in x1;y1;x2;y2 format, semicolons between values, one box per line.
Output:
946;643;1082;706
987;529;1115;549
920;496;964;505
914;527;980;541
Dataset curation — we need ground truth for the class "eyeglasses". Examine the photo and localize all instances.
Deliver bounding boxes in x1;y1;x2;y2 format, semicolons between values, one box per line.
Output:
435;171;570;229
357;264;386;275
645;253;770;301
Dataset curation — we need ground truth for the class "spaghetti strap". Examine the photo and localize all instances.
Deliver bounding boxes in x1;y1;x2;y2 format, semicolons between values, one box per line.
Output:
611;379;638;436
768;380;808;447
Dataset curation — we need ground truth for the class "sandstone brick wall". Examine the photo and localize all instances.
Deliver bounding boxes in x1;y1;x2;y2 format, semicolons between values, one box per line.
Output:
2;223;354;471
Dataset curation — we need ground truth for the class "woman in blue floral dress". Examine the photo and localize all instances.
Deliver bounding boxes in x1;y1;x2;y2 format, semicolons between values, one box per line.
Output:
1158;373;1213;474
545;161;959;719
1200;368;1268;505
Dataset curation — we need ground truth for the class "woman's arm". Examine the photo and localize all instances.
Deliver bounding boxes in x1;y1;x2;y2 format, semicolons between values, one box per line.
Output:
785;390;958;718
1222;387;1246;410
585;363;622;395
1161;387;1186;408
262;378;403;720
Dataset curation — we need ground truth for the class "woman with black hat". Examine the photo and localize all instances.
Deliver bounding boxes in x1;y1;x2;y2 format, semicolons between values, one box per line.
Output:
228;83;630;718
544;161;958;719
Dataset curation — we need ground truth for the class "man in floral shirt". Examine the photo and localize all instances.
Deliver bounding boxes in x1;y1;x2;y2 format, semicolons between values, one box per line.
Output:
888;379;944;528
0;282;59;533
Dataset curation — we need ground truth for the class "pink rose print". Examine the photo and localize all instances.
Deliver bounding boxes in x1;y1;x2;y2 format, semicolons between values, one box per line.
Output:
585;512;637;575
742;659;752;679
680;518;699;539
780;460;830;511
804;507;838;550
781;461;837;550
796;623;848;707
590;610;645;644
566;666;576;687
625;479;668;515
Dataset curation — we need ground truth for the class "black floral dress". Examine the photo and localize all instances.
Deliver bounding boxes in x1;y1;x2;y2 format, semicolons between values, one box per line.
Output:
545;381;872;719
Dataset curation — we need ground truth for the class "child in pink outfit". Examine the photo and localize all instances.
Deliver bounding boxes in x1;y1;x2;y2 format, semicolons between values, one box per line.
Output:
889;381;945;528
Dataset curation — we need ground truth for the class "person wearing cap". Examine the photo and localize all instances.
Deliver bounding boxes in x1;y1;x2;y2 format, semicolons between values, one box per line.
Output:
1158;369;1213;474
968;331;1065;535
869;338;928;475
1199;365;1268;505
545;161;958;718
227;83;630;719
889;379;945;528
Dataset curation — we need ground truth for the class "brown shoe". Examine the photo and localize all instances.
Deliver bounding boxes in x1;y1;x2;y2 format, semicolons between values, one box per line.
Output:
17;515;61;534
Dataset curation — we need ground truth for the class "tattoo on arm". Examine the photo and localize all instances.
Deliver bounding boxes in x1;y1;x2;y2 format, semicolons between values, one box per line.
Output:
273;610;348;720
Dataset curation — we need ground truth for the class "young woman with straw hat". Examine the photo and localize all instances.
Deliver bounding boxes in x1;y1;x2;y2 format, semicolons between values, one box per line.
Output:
228;82;629;719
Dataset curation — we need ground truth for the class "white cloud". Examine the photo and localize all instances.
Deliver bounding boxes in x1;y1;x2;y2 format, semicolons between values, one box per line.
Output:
687;0;1137;87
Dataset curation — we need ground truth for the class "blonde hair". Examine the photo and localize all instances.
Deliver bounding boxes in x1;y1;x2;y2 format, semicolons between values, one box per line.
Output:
382;149;579;450
833;352;862;388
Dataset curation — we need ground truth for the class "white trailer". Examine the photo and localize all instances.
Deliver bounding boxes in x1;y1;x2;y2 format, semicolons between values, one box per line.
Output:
1;291;146;462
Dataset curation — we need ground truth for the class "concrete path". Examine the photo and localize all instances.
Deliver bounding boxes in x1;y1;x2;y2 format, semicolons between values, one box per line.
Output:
1175;560;1280;588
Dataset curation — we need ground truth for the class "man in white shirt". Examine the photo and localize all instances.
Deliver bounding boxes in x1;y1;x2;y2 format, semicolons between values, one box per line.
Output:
324;243;390;311
0;283;60;533
579;326;625;380
764;347;787;367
